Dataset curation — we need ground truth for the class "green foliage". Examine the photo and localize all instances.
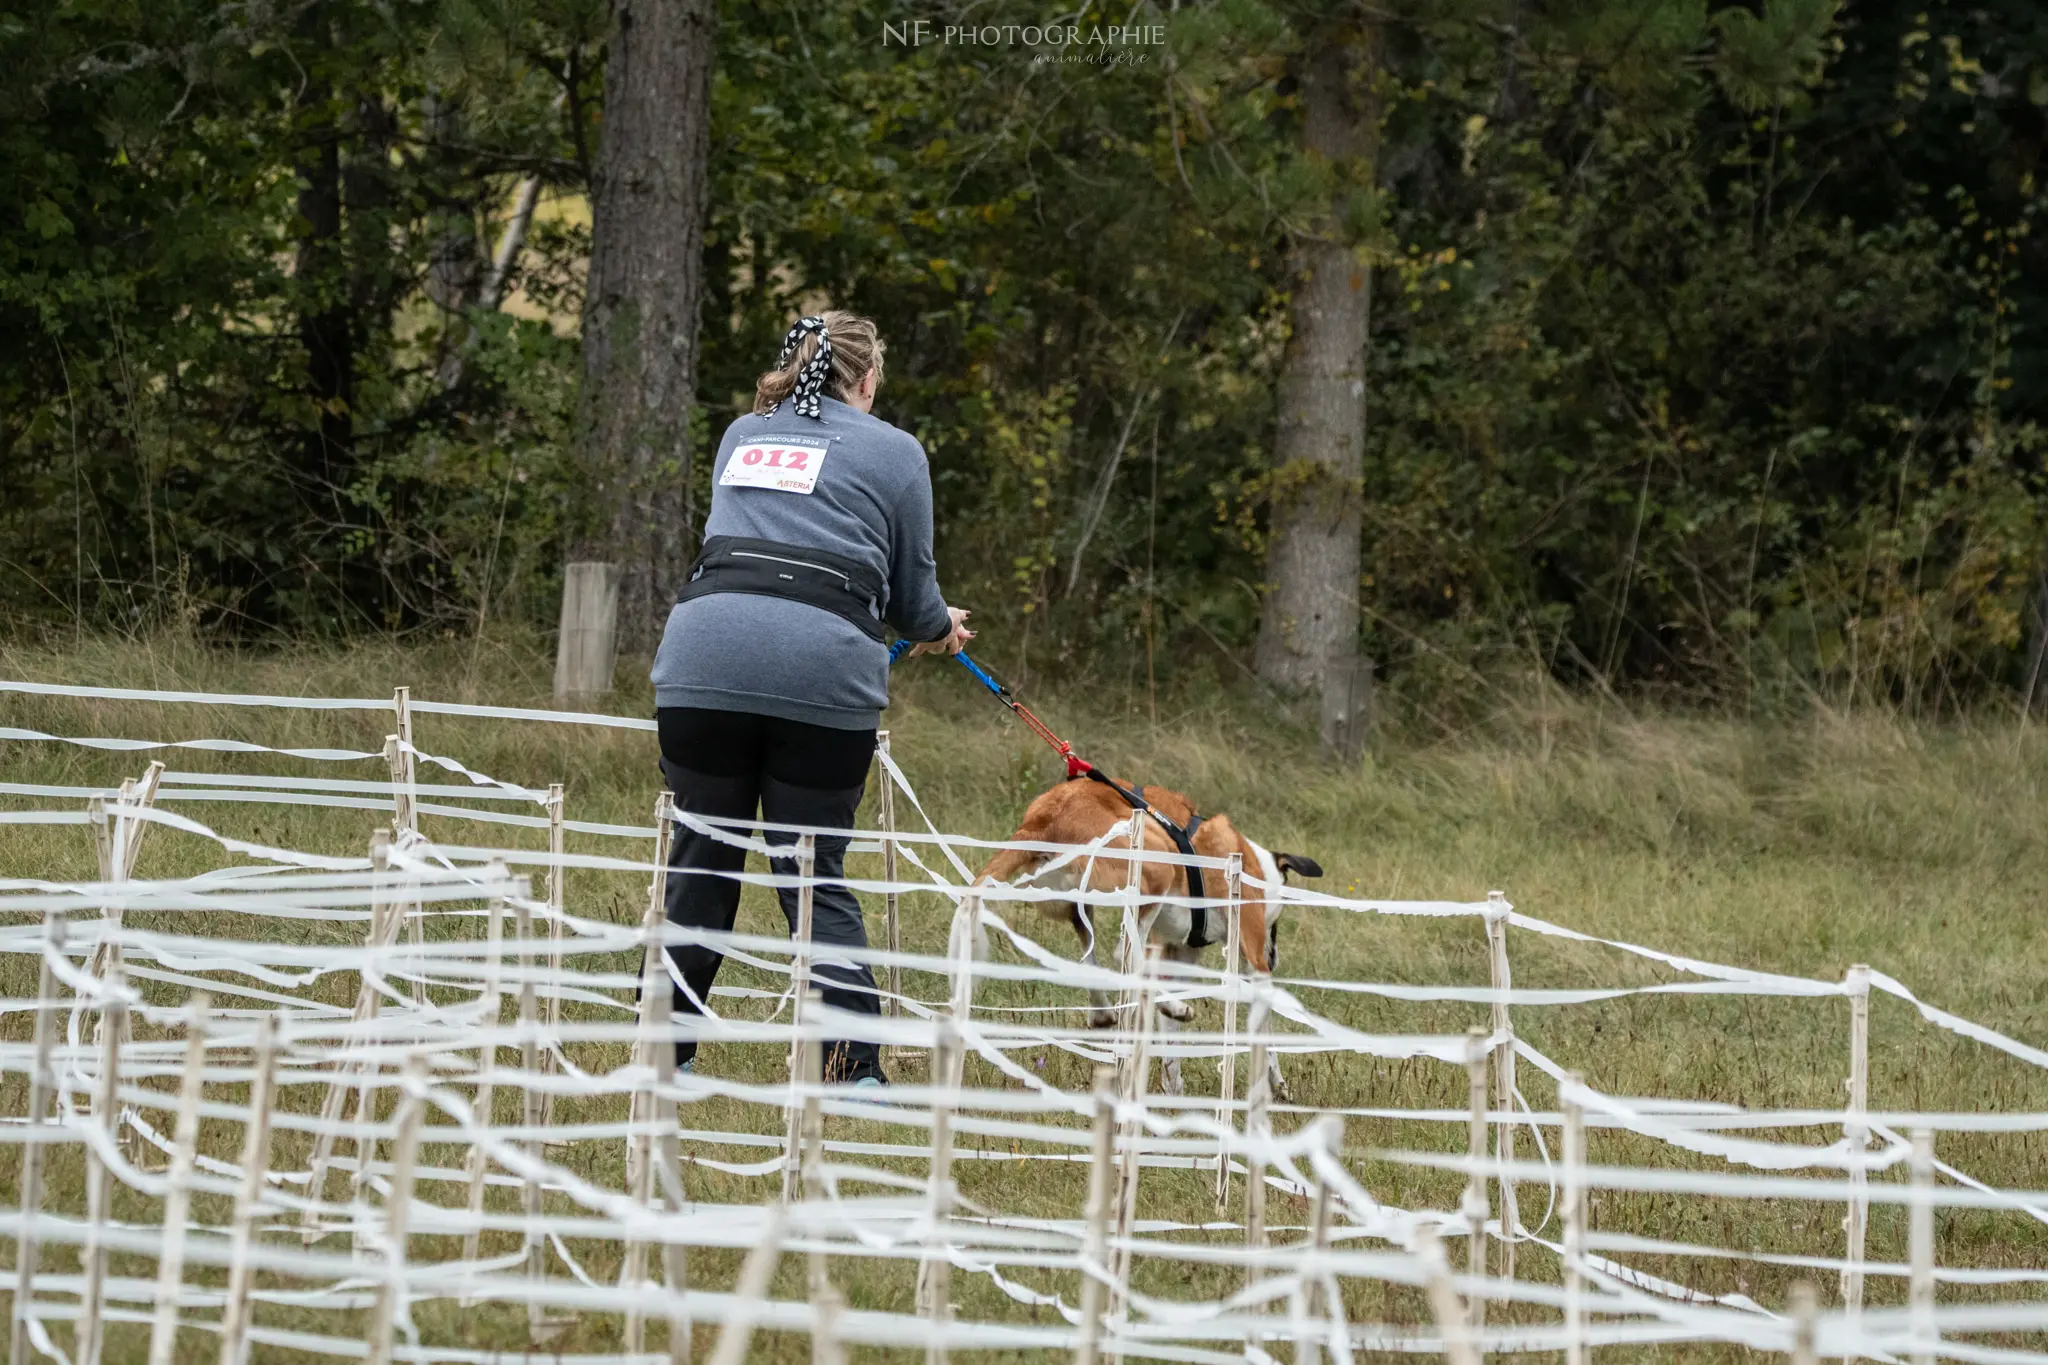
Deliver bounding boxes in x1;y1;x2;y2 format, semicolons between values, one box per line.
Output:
0;0;2042;716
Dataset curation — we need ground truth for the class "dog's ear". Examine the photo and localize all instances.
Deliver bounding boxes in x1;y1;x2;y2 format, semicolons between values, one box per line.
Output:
1275;852;1323;879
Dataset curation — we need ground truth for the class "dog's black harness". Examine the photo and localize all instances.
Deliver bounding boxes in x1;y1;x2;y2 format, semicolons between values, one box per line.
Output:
1079;770;1214;950
885;644;1223;950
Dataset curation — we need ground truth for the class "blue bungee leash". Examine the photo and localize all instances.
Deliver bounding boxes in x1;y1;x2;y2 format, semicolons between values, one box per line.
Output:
889;638;1095;778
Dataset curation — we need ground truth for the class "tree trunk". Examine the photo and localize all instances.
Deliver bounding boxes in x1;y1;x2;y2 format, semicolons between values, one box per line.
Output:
2024;569;2048;715
1255;27;1377;705
578;0;716;652
294;80;351;495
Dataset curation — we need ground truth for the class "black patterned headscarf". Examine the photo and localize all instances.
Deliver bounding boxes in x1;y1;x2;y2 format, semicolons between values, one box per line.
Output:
766;316;833;419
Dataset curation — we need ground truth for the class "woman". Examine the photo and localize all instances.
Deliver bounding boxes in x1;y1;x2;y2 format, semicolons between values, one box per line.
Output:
650;311;971;1086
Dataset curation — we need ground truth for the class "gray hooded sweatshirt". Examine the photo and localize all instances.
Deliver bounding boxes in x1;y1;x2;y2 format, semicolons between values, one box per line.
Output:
649;396;953;730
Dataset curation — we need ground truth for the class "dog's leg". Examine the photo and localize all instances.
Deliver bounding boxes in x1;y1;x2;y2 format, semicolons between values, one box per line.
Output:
1157;942;1198;1023
1265;1046;1289;1104
1074;905;1117;1029
1159;1006;1184;1097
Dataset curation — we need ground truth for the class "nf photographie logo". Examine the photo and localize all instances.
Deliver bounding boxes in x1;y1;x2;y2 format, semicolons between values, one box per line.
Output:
882;19;1166;65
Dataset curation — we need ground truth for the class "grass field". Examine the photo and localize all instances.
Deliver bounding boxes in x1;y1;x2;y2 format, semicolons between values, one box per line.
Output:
2;630;2045;1361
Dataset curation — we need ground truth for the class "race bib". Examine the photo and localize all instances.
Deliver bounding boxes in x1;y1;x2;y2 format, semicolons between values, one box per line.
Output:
720;440;830;495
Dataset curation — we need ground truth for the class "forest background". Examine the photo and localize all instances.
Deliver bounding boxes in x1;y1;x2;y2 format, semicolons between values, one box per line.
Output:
3;0;2045;732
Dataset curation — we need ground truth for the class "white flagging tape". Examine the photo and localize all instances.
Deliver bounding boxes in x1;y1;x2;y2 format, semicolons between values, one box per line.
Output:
4;675;2047;1365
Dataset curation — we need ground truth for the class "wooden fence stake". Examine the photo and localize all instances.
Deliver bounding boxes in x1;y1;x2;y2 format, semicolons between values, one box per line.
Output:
303;830;394;1239
1298;1114;1343;1365
1790;1281;1820;1365
514;865;549;1340
1561;1071;1587;1365
1213;852;1243;1213
365;1056;428;1365
943;889;978;1079
1242;979;1273;1294
553;560;621;699
461;863;512;1288
540;781;567;1127
814;1283;849;1365
217;1015;281;1365
1074;1064;1118;1365
1842;962;1871;1350
79;967;128;1365
1484;891;1519;1288
629;794;676;1190
147;995;211;1365
624;796;676;1358
877;731;903;1061
801;992;830;1308
90;765;162;1170
10;911;66;1365
706;1204;789;1365
385;690;426;1011
781;833;819;1201
916;1018;960;1358
1463;1025;1490;1338
1109;943;1161;1345
1419;1224;1483;1365
1909;1128;1936;1365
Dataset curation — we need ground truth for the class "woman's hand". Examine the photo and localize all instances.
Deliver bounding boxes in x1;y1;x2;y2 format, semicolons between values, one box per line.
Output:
910;606;973;657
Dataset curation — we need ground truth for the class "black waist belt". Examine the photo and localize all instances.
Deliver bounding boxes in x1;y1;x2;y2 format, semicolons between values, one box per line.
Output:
676;535;887;642
1083;770;1215;949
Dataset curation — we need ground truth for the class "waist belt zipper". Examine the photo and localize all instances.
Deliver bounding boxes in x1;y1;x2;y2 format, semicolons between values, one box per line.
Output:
729;549;852;585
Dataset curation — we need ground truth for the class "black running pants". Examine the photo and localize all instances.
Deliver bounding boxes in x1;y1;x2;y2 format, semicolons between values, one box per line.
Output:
656;707;881;1081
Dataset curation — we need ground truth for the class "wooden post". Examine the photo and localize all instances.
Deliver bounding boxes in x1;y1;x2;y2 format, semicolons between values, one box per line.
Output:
1074;1065;1117;1365
706;1205;789;1365
461;864;513;1283
1243;980;1273;1292
1213;852;1243;1213
801;992;829;1303
79;968;127;1365
1299;1114;1343;1365
386;692;426;1011
1485;892;1519;1289
1418;1224;1482;1365
1909;1129;1936;1365
1110;942;1161;1340
146;995;211;1365
625;796;676;1357
515;868;548;1340
1842;962;1871;1343
917;1019;960;1358
304;830;395;1238
877;732;903;1059
1789;1281;1820;1365
89;765;163;1169
541;782;567;1122
1318;655;1372;761
366;1057;429;1365
11;912;65;1365
630;794;676;1189
1463;1026;1490;1338
941;890;978;1089
1561;1072;1586;1365
640;801;690;1365
814;1284;849;1365
553;560;621;698
783;834;818;1201
1118;813;1147;1011
217;1016;281;1365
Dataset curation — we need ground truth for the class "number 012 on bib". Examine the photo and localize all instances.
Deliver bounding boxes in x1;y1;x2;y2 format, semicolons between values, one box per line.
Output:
721;441;830;495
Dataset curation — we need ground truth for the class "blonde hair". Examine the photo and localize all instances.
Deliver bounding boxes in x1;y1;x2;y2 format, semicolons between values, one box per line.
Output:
752;310;886;415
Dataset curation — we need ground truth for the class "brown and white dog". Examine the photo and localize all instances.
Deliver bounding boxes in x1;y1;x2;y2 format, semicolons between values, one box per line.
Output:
972;774;1322;1095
